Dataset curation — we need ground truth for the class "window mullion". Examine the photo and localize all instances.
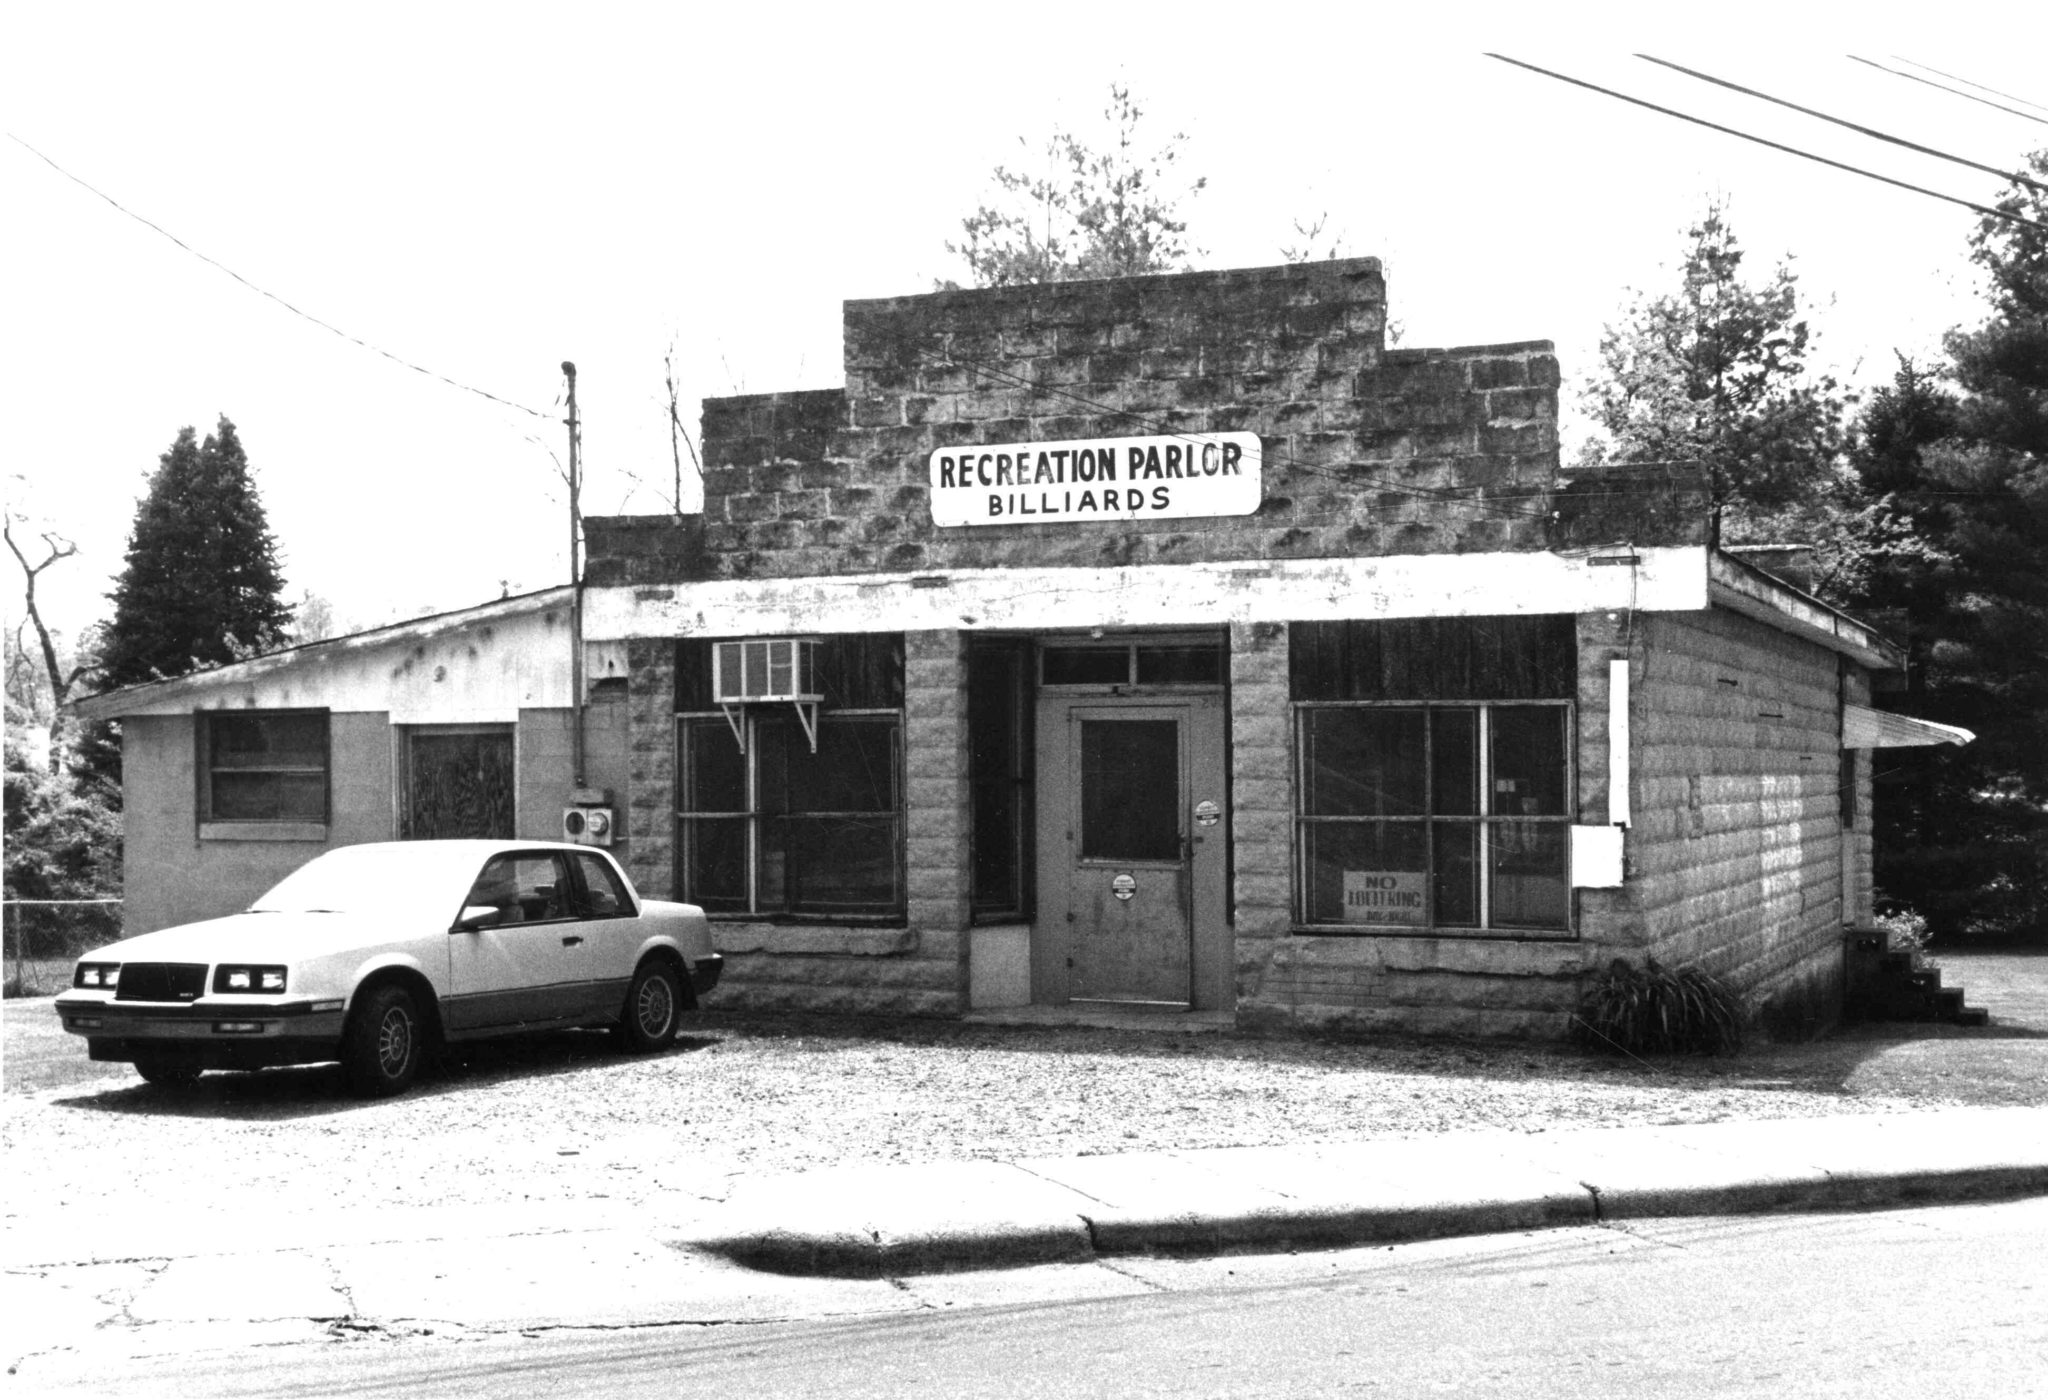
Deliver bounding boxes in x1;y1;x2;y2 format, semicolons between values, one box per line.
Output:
746;714;760;915
1479;706;1494;932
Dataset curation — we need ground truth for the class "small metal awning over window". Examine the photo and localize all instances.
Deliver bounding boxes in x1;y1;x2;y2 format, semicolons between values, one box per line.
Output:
1842;704;1974;749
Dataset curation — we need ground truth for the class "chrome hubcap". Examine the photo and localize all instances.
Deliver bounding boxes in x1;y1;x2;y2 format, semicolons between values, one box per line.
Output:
377;1008;413;1075
636;976;674;1036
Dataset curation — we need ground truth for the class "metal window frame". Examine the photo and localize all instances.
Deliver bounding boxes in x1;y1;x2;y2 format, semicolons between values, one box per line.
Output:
1291;698;1575;936
676;707;905;919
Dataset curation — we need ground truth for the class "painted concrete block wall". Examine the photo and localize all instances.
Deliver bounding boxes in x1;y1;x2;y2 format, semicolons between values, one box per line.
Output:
588;260;1593;592
1623;608;1852;1033
122;711;394;935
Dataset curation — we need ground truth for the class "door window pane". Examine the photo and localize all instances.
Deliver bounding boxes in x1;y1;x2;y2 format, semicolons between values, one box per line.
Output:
1080;720;1180;861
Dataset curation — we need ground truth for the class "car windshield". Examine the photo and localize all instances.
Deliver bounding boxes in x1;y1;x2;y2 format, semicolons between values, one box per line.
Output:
248;844;472;918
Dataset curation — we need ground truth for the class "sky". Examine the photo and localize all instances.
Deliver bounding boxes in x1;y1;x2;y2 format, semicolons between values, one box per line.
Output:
6;3;2047;657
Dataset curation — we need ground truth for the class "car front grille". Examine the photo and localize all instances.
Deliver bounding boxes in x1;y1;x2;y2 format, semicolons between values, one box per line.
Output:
114;963;209;1003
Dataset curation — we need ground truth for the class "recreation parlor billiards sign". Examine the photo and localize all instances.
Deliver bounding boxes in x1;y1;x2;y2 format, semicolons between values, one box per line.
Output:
928;432;1262;527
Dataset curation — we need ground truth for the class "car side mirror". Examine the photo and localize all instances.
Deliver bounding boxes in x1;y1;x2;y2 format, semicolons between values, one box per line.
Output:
454;905;504;932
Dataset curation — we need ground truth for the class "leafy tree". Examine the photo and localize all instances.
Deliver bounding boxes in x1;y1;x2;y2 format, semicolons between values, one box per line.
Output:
1849;152;2048;943
946;84;1206;288
1577;201;1848;544
99;417;293;690
4;731;122;966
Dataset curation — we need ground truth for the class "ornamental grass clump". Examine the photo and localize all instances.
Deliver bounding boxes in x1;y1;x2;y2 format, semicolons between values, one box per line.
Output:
1572;958;1748;1057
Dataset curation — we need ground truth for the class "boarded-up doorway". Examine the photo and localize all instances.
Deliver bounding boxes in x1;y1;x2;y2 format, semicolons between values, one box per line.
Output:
402;727;515;840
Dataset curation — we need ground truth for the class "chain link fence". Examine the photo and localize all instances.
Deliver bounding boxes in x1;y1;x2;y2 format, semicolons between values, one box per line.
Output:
4;898;123;996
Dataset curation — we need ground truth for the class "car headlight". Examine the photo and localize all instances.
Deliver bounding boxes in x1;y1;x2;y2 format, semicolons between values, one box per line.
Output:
213;964;289;994
74;962;120;990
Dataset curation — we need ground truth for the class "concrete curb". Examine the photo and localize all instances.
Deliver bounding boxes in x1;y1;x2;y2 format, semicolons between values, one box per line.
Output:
679;1111;2048;1278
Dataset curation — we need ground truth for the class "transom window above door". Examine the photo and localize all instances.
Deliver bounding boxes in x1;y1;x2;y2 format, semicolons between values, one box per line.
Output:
1040;637;1226;688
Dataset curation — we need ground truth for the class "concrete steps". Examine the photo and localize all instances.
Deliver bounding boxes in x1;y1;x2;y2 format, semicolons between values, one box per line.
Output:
1844;928;1991;1026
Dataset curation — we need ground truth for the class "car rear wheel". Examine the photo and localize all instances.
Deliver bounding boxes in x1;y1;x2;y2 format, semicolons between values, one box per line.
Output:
616;960;682;1053
343;984;426;1098
134;1056;202;1088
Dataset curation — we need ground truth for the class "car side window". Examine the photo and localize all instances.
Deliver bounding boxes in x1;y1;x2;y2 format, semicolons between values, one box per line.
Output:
573;852;632;918
463;853;572;925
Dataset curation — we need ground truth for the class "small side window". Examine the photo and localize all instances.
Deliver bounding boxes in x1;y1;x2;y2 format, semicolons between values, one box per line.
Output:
573;852;633;918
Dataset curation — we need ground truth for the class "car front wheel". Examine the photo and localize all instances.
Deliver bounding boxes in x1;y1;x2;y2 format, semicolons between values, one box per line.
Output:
343;984;426;1098
134;1056;202;1088
617;960;682;1053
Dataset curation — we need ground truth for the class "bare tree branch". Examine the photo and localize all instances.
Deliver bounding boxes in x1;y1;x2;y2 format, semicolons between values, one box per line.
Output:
4;515;82;770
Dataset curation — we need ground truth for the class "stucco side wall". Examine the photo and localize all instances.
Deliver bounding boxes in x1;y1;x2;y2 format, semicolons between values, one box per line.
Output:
1624;607;1852;1035
120;711;395;935
514;701;628;846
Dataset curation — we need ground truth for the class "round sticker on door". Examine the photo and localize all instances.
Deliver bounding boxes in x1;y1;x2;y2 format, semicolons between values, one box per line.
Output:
1194;800;1220;828
1111;873;1137;902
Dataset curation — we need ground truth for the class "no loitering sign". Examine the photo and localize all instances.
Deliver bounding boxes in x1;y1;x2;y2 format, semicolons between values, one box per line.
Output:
928;432;1262;527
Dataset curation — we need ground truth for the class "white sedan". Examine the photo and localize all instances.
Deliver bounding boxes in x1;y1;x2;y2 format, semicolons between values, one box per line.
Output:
53;840;723;1098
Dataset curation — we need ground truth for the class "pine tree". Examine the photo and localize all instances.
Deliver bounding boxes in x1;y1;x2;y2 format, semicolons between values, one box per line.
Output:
1577;201;1847;544
1849;153;2048;943
946;85;1207;288
100;417;293;690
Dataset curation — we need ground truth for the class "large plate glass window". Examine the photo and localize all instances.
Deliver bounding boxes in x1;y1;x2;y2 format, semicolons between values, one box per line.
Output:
200;711;329;823
1290;616;1576;936
676;635;905;919
1297;704;1569;932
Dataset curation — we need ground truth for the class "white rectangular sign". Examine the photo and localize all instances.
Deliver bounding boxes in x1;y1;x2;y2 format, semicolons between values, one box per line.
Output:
1342;870;1426;924
928;432;1261;527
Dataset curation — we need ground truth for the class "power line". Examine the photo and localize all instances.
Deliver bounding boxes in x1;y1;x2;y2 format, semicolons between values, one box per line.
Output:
1887;57;2048;119
1638;55;2048;196
1487;55;2048;233
1850;56;2048;127
9;134;556;422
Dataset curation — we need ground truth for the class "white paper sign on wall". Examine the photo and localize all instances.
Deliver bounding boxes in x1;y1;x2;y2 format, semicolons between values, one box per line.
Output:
928;432;1262;527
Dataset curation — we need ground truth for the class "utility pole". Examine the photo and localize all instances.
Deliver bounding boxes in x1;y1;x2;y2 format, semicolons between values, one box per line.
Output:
564;360;585;789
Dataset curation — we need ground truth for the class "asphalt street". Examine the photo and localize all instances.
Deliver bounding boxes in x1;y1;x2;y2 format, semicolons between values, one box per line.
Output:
15;1199;2046;1400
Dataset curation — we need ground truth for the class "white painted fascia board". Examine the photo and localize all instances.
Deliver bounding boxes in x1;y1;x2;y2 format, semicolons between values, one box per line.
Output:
583;547;1711;640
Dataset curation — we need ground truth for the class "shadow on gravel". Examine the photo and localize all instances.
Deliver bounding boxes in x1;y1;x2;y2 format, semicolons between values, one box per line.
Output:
48;1030;723;1121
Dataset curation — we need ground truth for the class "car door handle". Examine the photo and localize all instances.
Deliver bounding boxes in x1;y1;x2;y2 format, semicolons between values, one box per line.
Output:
561;935;583;947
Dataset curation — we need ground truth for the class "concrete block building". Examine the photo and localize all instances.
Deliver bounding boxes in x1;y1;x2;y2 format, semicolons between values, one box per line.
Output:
82;258;1950;1038
575;258;1913;1038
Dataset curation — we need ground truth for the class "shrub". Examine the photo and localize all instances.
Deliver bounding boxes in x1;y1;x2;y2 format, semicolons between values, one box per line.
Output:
1572;958;1748;1056
1874;905;1933;967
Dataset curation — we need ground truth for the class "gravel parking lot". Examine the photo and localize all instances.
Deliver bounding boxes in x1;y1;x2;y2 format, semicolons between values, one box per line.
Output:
7;957;2042;1237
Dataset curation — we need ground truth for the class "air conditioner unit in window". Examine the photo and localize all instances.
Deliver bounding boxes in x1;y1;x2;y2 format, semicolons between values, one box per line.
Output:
562;806;614;847
712;638;822;754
